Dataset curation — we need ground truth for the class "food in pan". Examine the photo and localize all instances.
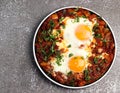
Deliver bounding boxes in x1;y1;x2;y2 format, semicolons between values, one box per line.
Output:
34;7;115;87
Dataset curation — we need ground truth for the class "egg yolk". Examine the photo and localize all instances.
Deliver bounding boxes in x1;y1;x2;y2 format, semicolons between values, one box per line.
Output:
68;56;86;72
75;24;92;41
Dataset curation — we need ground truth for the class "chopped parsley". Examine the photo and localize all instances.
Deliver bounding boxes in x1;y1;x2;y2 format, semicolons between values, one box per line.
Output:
39;29;61;61
59;17;64;23
67;71;72;76
41;49;46;55
93;57;99;64
49;20;55;28
102;38;107;45
102;39;107;43
67;44;71;48
61;24;65;29
41;29;56;41
85;75;91;81
40;49;48;61
49;34;55;40
75;16;80;22
100;59;107;66
69;53;74;57
84;19;87;22
50;43;55;53
92;23;99;32
55;54;64;66
69;78;75;86
93;56;102;64
81;56;84;59
74;16;80;22
81;15;87;18
57;29;61;34
94;33;102;38
84;69;91;81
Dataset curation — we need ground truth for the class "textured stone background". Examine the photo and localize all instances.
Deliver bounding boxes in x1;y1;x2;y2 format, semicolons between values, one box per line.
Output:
0;0;120;93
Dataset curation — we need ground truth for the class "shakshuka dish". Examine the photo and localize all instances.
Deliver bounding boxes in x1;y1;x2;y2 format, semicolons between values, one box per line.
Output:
34;7;115;87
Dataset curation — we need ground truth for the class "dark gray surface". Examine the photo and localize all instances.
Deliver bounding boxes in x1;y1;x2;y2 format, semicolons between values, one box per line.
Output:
0;0;120;93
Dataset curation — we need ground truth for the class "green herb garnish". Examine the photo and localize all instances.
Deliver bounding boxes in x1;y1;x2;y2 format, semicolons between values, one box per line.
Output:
67;44;71;48
49;20;55;28
67;71;72;76
57;29;61;34
61;24;65;29
74;16;79;22
56;54;63;66
94;33;102;38
93;57;99;64
56;59;62;66
44;56;48;61
81;15;87;18
41;49;46;55
102;39;107;43
41;49;48;61
49;34;55;39
100;59;107;66
84;19;87;22
85;75;91;81
50;43;55;53
59;17;64;23
69;12;76;15
102;38;107;45
81;56;84;59
44;37;50;41
69;78;75;86
92;23;99;32
69;53;74;57
84;69;90;81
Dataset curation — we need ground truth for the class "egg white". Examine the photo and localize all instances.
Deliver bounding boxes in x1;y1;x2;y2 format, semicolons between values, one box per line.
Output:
50;17;96;75
63;17;96;47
